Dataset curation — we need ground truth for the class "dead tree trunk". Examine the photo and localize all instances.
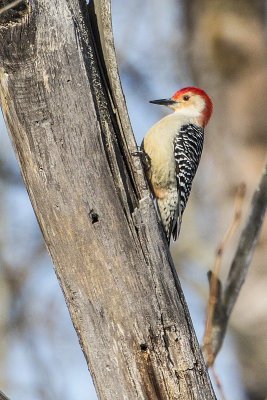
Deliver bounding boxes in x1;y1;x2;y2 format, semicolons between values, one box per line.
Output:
0;1;215;398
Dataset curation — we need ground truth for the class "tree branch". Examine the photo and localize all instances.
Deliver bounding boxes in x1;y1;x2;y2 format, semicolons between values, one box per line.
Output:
0;0;216;398
202;159;267;364
202;183;245;365
224;160;267;316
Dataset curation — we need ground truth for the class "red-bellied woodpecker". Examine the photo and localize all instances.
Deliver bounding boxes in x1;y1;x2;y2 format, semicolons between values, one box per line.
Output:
142;87;213;245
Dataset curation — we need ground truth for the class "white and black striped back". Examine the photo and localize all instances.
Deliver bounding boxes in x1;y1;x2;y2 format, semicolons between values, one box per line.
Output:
174;124;204;217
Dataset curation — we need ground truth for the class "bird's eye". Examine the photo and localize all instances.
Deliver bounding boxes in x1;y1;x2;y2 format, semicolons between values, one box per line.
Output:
183;95;190;101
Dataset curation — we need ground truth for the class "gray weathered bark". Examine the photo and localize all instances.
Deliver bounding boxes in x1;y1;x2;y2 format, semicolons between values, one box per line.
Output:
0;0;215;398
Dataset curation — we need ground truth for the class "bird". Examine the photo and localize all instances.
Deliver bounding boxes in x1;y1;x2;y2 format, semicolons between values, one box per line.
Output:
141;87;213;245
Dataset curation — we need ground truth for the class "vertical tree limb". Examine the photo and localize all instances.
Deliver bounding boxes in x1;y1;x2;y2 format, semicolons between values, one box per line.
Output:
0;0;215;398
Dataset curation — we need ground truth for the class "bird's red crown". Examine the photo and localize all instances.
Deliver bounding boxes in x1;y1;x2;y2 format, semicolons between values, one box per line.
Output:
172;87;213;127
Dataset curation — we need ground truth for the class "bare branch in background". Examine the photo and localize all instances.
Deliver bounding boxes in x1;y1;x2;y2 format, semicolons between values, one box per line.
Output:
202;160;267;365
224;160;267;315
202;183;246;365
210;365;226;400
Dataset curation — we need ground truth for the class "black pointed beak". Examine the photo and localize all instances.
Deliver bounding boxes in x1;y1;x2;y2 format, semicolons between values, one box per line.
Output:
149;98;178;106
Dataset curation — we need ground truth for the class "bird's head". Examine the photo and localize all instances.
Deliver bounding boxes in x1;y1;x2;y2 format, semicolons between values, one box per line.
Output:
150;87;213;128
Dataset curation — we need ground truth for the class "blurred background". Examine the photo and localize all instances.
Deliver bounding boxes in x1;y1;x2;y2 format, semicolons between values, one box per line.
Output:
0;0;266;399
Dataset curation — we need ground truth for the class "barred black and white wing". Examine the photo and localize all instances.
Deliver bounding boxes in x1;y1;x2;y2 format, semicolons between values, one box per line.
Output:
172;124;204;239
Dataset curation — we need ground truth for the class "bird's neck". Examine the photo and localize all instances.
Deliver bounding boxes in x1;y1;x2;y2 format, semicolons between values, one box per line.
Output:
172;109;206;129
